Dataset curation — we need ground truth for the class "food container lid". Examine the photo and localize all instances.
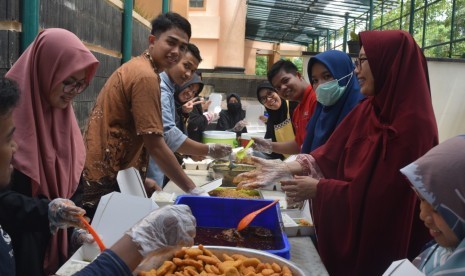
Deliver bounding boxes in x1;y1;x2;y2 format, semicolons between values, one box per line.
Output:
203;130;236;139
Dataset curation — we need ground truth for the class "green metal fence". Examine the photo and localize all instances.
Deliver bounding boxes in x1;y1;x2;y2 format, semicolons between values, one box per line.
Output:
317;0;465;59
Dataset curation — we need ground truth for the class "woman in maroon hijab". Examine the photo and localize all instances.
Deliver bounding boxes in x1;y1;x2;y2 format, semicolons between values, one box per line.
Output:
237;30;438;275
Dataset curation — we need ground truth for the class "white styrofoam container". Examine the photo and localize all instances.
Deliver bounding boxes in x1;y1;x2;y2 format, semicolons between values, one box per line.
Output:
56;192;158;275
281;200;314;237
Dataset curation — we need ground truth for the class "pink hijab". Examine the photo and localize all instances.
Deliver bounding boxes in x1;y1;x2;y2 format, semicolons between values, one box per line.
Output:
5;28;98;273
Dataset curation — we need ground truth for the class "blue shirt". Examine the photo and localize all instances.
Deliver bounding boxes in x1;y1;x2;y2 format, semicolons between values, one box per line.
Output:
146;72;187;186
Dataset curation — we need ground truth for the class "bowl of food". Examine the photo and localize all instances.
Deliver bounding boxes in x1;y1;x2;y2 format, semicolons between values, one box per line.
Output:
209;164;255;187
136;245;306;276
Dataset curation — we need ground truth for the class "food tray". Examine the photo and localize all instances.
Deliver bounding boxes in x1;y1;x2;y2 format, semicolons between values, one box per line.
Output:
175;195;290;259
135;246;305;276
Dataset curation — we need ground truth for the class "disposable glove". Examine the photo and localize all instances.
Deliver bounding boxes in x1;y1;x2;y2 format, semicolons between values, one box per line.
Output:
203;111;220;123
231;120;248;132
236;157;293;190
251;137;273;154
207;143;232;159
188;187;210;196
126;205;196;257
71;228;95;248
48;198;86;234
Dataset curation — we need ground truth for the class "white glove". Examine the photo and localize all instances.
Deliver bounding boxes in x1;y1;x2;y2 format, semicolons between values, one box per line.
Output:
188;187;209;196
126;205;196;257
251;137;273;154
231;120;248;132
207;143;232;159
236;157;293;190
203;111;220;124
48;198;86;233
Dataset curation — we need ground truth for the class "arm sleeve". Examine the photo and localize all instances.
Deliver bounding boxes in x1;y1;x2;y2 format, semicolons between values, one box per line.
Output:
0;189;50;232
160;84;187;151
75;250;131;276
216;111;228;131
188;107;208;131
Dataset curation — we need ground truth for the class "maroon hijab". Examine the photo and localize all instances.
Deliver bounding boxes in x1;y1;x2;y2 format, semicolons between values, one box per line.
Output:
310;30;438;276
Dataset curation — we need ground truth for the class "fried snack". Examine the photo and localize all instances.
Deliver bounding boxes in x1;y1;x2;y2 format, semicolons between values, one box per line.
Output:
297;219;312;226
138;245;295;276
208;188;260;199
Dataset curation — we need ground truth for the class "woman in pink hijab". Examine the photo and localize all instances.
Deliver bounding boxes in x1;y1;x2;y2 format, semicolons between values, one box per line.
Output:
3;28;99;275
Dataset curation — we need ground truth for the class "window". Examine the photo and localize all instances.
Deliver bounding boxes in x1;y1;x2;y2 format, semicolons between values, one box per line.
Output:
189;0;205;8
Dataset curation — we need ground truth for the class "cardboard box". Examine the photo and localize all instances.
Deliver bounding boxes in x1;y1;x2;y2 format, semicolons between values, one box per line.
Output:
56;192;158;275
281;200;314;237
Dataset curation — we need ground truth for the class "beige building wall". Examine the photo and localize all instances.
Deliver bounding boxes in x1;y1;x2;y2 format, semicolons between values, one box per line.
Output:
136;0;307;74
134;0;162;20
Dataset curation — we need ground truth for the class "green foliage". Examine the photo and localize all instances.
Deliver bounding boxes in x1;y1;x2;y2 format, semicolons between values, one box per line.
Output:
350;31;359;41
371;0;465;58
255;55;268;76
284;57;303;73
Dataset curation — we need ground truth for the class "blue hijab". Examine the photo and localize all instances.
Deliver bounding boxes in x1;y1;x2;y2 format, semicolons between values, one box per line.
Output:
301;50;364;153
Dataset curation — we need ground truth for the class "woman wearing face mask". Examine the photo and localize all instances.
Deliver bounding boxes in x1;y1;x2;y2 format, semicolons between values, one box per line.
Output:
236;30;437;276
301;50;364;152
216;93;247;135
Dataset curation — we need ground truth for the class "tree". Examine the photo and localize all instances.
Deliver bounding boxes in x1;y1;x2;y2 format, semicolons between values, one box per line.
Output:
255;55;268;76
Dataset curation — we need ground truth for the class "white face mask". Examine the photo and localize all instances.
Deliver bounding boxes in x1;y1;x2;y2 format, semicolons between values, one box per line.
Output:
315;72;353;106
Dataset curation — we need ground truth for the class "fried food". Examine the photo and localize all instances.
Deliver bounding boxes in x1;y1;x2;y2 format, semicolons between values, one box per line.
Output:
138;245;295;276
208;188;260;199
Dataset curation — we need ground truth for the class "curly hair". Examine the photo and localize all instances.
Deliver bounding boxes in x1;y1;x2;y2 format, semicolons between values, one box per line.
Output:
0;77;20;116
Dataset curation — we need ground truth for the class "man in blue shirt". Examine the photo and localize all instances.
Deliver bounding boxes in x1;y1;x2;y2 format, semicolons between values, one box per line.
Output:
147;44;231;187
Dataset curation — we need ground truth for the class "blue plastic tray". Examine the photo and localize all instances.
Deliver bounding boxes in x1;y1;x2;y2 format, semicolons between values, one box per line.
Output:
174;195;290;259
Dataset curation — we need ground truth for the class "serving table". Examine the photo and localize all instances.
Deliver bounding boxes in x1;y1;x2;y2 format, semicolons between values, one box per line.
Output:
163;170;329;276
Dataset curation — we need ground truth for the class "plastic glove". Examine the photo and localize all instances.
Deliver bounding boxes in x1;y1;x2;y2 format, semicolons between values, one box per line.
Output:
207;143;232;159
48;198;86;234
203;111;220;124
232;120;248;132
126;204;196;257
71;228;95;249
188;187;209;196
251;137;273;154
236;157;293;190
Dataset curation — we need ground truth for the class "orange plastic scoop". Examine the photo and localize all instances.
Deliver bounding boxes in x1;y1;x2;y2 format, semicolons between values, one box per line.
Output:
237;199;279;231
79;216;106;252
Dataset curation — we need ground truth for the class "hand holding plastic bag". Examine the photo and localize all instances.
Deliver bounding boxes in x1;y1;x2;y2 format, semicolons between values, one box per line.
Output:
237;157;293;189
232;120;247;132
207;143;232;159
251;137;273;154
48;198;86;233
126;205;196;257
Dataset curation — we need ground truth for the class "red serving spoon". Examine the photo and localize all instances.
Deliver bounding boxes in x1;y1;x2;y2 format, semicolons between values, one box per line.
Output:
237;199;279;231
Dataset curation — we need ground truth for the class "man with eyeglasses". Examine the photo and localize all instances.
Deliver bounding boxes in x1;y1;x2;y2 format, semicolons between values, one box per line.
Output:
79;13;207;219
146;43;231;188
252;60;317;156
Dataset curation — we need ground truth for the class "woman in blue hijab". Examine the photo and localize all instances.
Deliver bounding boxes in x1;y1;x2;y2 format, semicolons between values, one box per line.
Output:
301;50;364;153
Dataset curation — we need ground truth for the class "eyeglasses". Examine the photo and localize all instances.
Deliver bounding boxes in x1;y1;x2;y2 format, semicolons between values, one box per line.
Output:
62;79;88;94
354;57;368;70
259;90;276;104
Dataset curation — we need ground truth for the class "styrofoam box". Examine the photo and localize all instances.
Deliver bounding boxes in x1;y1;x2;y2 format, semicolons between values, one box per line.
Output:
56;192;158;275
281;200;314;237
